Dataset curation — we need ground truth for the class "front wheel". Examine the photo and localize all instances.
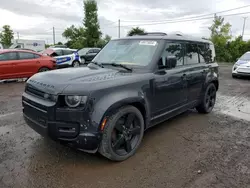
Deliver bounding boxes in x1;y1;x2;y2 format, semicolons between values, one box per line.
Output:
196;83;217;114
99;105;144;161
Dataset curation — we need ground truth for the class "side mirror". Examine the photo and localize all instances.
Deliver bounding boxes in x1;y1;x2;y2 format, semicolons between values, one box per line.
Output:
165;56;177;69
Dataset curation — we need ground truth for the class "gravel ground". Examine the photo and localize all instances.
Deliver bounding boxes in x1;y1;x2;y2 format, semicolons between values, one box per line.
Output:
0;63;249;188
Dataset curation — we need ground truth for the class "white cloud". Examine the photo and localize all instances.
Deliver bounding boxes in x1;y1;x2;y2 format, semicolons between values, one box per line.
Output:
0;0;250;44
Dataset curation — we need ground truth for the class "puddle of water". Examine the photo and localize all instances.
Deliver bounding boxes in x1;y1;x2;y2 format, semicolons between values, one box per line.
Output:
216;93;250;121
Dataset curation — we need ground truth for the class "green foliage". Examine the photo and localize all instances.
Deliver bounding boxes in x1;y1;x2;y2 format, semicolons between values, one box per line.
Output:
62;25;86;49
0;25;14;48
96;34;111;48
127;27;145;36
209;15;250;62
83;0;102;47
209;15;232;62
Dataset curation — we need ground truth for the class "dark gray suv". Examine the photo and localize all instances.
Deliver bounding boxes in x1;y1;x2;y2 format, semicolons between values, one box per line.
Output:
22;32;219;161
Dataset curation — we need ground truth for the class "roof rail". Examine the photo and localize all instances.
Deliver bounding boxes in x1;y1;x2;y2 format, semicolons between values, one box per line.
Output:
137;32;167;36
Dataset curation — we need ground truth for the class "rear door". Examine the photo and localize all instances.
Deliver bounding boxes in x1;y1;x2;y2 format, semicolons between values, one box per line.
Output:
0;52;19;79
14;52;41;77
183;42;208;102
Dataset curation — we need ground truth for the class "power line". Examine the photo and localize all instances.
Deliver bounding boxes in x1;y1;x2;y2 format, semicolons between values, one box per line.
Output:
121;4;250;23
118;11;250;28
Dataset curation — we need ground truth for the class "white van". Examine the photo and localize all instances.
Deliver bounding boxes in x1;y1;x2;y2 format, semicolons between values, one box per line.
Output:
10;39;45;52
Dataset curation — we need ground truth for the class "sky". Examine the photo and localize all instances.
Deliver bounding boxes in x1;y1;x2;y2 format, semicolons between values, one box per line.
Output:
0;0;250;44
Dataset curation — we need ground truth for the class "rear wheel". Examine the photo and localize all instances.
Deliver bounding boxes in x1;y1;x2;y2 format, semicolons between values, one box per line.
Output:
72;61;80;67
196;83;217;114
99;106;144;161
38;67;50;72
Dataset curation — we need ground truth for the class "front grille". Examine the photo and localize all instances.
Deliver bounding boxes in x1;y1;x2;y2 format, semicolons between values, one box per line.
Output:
26;85;45;99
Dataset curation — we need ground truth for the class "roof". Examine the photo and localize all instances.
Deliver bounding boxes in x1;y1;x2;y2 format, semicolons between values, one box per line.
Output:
116;33;213;44
49;47;76;51
0;49;41;54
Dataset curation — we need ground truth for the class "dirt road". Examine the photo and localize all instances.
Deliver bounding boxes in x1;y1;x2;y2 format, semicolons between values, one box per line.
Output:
0;64;249;188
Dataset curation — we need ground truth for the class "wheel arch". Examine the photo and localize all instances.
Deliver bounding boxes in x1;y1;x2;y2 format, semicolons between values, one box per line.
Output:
91;95;150;131
38;66;50;72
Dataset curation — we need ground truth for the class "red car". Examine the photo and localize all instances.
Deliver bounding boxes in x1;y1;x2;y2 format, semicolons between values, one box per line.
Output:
0;49;56;80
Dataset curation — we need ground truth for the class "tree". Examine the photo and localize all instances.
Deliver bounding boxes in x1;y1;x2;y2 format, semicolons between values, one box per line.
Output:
97;34;111;48
209;15;232;62
0;25;14;48
57;42;63;45
127;27;145;36
62;25;86;49
83;0;102;47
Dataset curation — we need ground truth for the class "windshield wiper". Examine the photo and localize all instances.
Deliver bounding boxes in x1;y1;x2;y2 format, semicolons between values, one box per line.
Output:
90;61;104;68
103;63;132;71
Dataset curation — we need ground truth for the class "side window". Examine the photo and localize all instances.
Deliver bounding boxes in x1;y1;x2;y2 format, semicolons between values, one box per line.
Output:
161;42;184;67
88;49;94;53
55;50;63;56
63;50;73;55
94;49;100;53
198;43;213;63
184;43;199;65
0;52;18;61
19;52;36;60
34;54;40;59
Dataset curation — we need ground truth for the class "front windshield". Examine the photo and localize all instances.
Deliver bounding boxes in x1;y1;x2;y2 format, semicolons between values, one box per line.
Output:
78;48;90;55
92;39;159;66
239;52;250;60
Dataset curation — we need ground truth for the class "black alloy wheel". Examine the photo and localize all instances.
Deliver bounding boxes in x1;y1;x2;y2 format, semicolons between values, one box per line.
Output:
196;83;217;113
99;106;144;161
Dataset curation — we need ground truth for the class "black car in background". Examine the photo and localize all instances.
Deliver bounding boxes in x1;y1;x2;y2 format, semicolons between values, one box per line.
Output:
78;47;101;64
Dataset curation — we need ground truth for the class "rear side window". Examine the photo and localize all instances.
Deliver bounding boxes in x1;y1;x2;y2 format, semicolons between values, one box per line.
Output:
19;52;38;59
198;43;213;63
63;50;74;55
184;43;199;65
0;52;18;61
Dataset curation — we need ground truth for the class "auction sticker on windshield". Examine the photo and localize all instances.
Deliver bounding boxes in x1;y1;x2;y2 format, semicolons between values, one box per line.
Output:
139;41;158;46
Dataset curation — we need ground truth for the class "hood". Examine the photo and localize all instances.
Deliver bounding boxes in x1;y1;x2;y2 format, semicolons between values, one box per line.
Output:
236;59;250;66
26;66;141;95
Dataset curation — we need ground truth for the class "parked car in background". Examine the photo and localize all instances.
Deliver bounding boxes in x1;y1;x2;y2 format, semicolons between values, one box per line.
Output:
78;47;101;64
10;39;46;52
22;32;219;161
42;48;81;68
50;45;68;48
0;49;56;80
232;51;250;78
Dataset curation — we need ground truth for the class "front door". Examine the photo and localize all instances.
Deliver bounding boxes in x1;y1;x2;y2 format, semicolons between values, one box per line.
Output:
150;41;188;117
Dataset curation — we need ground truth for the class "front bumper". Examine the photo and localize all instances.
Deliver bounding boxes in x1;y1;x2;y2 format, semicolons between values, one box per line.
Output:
22;93;101;153
232;65;250;76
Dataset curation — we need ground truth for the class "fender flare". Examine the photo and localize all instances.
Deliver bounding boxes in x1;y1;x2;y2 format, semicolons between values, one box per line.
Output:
90;91;150;130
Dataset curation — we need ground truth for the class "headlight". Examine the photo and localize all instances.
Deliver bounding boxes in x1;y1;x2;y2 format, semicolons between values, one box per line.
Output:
64;95;87;107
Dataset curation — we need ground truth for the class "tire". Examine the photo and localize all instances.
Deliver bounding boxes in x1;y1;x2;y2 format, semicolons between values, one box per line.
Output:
81;58;86;64
99;105;144;161
232;74;237;78
196;83;217;114
38;67;50;72
72;61;80;67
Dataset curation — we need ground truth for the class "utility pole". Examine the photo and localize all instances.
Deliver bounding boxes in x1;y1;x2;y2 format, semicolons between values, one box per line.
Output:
17;32;19;39
242;17;247;40
53;27;55;44
118;19;120;38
